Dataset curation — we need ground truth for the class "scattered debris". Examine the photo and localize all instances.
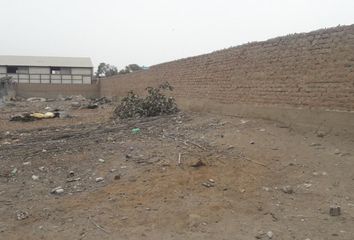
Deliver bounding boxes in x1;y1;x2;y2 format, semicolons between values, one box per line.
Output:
10;111;60;122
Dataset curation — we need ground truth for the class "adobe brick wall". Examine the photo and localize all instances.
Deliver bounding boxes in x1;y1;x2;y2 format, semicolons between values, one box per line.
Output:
16;83;99;99
100;24;354;111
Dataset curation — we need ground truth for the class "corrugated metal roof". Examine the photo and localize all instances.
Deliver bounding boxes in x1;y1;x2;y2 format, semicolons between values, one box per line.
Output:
0;55;93;68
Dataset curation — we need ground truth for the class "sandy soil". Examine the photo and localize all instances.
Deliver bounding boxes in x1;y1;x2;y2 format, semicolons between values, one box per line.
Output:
0;99;353;240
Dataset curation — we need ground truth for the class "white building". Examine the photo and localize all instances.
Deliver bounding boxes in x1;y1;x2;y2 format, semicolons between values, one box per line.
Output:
0;55;93;84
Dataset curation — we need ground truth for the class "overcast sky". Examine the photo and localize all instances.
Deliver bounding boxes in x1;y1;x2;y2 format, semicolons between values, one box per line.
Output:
1;0;353;69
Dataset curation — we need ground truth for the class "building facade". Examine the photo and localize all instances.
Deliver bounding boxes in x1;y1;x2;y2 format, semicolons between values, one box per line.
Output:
0;55;93;84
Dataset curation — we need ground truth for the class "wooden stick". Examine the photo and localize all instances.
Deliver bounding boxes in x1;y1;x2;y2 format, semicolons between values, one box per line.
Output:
89;217;110;234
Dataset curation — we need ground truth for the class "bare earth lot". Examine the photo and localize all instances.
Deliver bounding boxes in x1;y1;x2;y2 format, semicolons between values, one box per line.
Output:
0;99;354;240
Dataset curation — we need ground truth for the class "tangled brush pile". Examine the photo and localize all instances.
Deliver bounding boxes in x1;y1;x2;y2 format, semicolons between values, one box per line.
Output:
114;82;178;119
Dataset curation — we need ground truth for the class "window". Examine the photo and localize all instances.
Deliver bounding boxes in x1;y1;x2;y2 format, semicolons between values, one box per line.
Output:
7;66;18;74
50;67;61;74
50;67;71;75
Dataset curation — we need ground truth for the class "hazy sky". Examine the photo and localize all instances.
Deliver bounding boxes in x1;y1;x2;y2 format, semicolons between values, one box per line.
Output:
1;0;353;69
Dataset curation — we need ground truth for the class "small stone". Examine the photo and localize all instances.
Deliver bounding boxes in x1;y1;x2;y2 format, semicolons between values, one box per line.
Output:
281;185;294;194
71;102;81;108
312;172;319;176
95;177;104;183
16;211;29;220
98;158;105;163
110;168;117;172
191;160;206;168
51;187;64;194
304;183;312;188
208;179;215;183
42;149;47;153
68;171;75;177
329;205;341;216
202;182;214;188
310;143;321;147
250;141;255;144
39;166;45;171
23;161;31;166
266;231;273;239
316;131;326;138
334;149;341;155
32;175;39;181
262;186;270;192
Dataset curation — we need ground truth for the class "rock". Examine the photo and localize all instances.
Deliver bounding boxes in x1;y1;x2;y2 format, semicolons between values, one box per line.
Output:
208;179;215;183
202;182;214;188
262;186;270;192
68;171;75;177
95;177;104;183
191;160;206;168
23;161;31;166
329;205;341;216
32;175;39;181
250;141;255;144
114;175;121;180
281;185;294;194
44;106;51;111
71;102;81;108
98;158;105;163
86;103;98;109
334;149;341;155
316;131;326;138
266;231;273;239
51;186;64;194
16;211;29;220
310;143;321;147
39;166;45;171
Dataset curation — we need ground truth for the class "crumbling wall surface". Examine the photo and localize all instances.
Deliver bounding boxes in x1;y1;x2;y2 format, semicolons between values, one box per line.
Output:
100;24;354;111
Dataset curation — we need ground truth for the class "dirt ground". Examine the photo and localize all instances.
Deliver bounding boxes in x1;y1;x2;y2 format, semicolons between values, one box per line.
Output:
0;99;354;240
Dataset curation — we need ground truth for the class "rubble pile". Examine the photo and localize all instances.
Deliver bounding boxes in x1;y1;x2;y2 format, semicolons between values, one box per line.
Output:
114;82;178;119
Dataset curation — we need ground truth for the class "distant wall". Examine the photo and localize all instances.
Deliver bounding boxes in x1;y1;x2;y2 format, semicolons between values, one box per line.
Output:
99;24;354;134
15;83;99;99
101;25;354;111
